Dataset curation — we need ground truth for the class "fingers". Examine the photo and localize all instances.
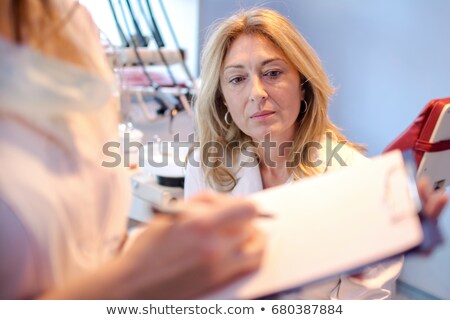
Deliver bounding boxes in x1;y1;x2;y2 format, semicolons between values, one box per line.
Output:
188;191;217;204
209;199;259;229
417;176;449;219
235;227;266;273
417;176;432;205
181;195;266;288
184;192;260;230
423;190;448;219
204;223;258;262
155;192;264;266
211;227;266;286
140;191;266;297
162;215;264;297
123;191;266;299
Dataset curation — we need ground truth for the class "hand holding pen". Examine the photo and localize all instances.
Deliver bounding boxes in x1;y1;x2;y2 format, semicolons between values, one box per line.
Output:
121;192;267;299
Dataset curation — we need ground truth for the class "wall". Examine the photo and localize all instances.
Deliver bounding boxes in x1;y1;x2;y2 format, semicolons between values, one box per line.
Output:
199;0;450;298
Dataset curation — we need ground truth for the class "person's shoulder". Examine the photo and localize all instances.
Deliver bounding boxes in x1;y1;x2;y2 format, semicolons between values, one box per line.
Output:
338;142;369;166
185;149;202;172
317;133;369;172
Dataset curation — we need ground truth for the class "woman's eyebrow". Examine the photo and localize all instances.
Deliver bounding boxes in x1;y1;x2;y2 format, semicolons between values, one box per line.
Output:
261;58;286;66
223;64;245;72
223;58;286;72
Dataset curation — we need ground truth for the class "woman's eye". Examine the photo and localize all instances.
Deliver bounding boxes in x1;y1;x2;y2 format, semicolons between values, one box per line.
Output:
229;76;245;84
265;70;282;79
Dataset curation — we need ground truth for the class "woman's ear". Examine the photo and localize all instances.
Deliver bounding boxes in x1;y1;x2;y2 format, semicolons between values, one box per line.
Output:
300;86;306;101
299;76;307;100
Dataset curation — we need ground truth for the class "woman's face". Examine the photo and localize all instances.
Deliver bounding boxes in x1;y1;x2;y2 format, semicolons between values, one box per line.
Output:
220;33;304;143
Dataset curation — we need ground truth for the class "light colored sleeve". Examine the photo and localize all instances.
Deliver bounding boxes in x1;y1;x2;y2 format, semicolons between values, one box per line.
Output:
184;151;207;199
319;137;370;173
0;199;38;299
330;256;404;299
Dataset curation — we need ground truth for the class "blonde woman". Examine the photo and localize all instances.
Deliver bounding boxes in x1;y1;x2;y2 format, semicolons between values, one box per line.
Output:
185;8;447;299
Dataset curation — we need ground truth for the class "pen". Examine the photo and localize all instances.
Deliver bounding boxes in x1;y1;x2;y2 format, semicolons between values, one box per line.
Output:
151;204;274;219
256;212;275;219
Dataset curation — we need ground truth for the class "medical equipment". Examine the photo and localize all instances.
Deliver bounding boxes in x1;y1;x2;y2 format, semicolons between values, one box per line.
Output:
107;0;194;125
103;1;197;216
385;97;450;190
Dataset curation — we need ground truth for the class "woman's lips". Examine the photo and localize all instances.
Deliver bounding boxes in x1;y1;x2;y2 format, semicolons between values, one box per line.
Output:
250;111;276;120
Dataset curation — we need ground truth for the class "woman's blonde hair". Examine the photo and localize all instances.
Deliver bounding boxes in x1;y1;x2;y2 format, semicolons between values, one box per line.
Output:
195;8;361;191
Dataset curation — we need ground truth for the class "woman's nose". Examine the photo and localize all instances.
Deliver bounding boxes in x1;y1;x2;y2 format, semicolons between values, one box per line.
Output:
248;76;268;103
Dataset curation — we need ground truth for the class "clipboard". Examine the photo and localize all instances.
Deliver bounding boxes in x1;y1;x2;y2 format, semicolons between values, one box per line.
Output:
203;150;423;299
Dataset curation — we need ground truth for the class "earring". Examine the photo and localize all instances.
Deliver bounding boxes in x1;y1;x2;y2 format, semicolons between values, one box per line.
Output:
301;100;309;113
224;111;232;125
298;100;309;121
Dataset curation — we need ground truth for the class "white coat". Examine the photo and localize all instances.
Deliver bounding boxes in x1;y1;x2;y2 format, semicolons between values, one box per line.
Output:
0;3;129;299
